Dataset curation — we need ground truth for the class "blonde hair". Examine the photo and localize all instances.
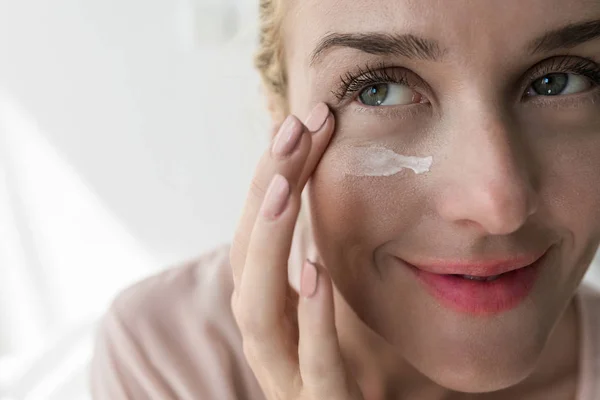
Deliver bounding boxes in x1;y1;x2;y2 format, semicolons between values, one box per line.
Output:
254;0;288;115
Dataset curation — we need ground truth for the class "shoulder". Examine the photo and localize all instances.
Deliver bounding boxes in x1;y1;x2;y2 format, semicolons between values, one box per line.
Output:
109;244;235;326
90;244;264;400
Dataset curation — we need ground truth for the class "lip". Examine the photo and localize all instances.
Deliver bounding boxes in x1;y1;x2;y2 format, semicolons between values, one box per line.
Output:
404;252;546;277
397;248;550;316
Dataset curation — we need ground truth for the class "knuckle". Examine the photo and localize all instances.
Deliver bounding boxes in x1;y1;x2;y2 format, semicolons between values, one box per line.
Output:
235;302;269;340
241;338;278;377
306;361;331;385
250;174;268;201
302;354;346;389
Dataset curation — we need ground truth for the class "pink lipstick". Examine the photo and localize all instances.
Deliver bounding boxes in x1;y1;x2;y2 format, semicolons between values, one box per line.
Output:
399;250;549;316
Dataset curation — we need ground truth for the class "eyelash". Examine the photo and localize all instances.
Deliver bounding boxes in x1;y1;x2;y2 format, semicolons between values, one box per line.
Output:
333;57;600;104
332;62;414;101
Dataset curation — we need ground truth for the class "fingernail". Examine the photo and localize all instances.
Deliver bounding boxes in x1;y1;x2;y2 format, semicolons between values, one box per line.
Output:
261;174;290;219
301;260;318;298
272;115;302;157
304;103;329;133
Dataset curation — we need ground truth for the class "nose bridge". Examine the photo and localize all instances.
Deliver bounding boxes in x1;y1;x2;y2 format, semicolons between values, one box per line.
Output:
463;106;521;175
436;100;539;235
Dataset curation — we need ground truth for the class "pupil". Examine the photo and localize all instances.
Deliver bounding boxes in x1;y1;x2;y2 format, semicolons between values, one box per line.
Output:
532;73;568;96
359;84;388;106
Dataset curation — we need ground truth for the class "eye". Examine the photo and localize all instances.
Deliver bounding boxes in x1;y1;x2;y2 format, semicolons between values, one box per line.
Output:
358;83;423;106
525;73;593;97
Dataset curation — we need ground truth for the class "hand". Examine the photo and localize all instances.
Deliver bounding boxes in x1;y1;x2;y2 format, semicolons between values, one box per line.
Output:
230;103;364;400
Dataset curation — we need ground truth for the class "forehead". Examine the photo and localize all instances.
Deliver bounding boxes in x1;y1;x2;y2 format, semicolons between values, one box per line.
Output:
285;0;600;64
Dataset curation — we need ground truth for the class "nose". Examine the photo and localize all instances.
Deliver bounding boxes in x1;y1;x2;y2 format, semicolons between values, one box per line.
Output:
435;110;539;235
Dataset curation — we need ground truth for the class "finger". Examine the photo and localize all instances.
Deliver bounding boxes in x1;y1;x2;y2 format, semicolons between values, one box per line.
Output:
297;261;364;400
230;104;334;285
233;173;302;393
298;107;335;188
231;115;309;286
239;105;334;336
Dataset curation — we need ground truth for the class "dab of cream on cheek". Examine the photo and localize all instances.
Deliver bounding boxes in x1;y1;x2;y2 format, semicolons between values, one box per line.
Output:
343;146;433;177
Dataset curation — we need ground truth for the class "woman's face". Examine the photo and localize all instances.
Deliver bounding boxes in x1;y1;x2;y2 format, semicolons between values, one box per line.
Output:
284;0;600;392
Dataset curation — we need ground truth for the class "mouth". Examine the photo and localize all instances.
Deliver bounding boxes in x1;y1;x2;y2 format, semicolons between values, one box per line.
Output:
395;248;551;316
453;274;503;282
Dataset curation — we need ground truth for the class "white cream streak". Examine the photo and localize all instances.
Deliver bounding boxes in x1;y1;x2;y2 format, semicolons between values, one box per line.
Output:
345;146;433;177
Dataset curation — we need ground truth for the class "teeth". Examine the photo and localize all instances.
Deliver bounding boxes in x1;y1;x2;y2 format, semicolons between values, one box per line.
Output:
461;274;501;282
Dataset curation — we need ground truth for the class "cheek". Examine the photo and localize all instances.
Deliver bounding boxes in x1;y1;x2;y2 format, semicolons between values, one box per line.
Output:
526;113;600;289
542;132;600;251
307;145;426;255
308;152;375;246
306;150;410;318
532;114;600;231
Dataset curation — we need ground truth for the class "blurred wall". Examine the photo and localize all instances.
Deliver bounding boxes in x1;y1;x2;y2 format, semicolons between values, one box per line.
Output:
0;0;268;269
0;0;270;367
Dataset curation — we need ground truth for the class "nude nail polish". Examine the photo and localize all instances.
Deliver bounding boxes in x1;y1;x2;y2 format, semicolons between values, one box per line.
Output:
272;115;302;156
261;174;290;219
304;103;329;133
301;260;318;298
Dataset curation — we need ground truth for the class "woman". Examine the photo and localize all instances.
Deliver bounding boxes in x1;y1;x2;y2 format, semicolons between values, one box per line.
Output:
91;0;600;398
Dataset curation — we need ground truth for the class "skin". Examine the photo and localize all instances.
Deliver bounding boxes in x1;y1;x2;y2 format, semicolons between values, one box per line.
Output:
231;0;600;399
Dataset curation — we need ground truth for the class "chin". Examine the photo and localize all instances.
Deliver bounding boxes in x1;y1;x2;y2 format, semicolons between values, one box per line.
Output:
410;335;545;394
371;289;554;395
426;358;537;393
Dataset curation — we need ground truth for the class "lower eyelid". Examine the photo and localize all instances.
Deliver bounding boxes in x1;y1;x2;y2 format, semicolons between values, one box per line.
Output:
351;102;434;120
521;86;600;109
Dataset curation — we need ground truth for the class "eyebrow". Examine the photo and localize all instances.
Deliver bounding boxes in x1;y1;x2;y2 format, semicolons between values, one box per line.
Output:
309;33;444;66
310;19;600;67
529;19;600;54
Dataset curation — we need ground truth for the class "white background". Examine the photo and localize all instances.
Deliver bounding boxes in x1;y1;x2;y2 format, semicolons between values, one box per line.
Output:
0;0;268;398
0;1;598;399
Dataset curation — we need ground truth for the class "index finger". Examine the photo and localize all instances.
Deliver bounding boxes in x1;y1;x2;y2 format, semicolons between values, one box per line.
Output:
230;104;335;285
